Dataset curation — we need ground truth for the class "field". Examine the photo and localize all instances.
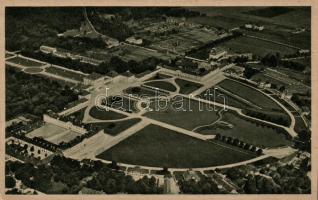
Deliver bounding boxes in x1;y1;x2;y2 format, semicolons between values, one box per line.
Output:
175;78;203;94
24;68;44;73
89;106;127;120
26;123;82;145
124;86;167;98
89;118;141;136
198;112;292;148
107;96;138;113
199;87;251;109
143;81;177;92
97;124;256;168
150;29;219;54
45;66;86;82
218;36;297;57
144;96;220;131
240;29;310;50
294;115;307;133
110;44;175;62
217;79;283;111
6;56;44;67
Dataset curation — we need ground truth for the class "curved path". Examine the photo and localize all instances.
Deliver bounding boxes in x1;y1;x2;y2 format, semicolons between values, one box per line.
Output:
226;78;296;137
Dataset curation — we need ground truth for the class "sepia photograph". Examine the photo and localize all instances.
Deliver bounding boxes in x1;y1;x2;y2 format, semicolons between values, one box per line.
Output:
2;2;314;198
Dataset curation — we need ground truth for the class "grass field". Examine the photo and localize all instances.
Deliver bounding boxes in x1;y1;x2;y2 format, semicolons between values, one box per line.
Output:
199;112;292;148
24;68;44;73
7;56;44;67
90;118;141;136
45;66;86;82
217;79;283;111
199;87;251;109
124;86;167;98
144;81;177;92
144;96;220;131
26;123;82;145
89;106;127;120
218;36;297;57
241;29;310;50
175;78;203;94
294;115;307;133
150;29;219;54
107;96;138;113
97;124;256;168
110;44;175;62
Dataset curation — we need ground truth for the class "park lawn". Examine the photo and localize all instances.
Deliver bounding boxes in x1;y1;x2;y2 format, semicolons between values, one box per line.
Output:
45;66;86;82
124;86;167;98
217;79;283;111
97;124;256;168
175;78;203;94
90;118;141;136
242;108;291;127
294;115;307;133
89;106;127;120
144;96;220;131
24;67;44;73
199;87;251;109
6;57;44;67
107;96;138;113
199;111;292;148
144;81;177;92
6;56;44;67
218;36;297;57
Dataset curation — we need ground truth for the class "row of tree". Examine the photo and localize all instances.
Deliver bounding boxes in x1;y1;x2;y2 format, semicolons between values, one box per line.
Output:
215;134;263;156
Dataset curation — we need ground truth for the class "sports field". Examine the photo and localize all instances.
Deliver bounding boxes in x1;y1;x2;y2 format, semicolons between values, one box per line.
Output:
26;123;82;145
217;79;283;111
97;124;256;168
144;96;220;131
218;36;297;57
198;112;292;148
6;56;44;67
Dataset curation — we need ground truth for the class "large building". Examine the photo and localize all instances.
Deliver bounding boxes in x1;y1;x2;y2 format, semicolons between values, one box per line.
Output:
209;47;227;61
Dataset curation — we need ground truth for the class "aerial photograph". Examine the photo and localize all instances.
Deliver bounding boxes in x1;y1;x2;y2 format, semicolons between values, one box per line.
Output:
4;6;311;194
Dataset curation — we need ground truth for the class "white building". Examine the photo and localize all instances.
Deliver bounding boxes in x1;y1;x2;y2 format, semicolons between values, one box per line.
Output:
125;36;143;45
40;45;57;54
209;47;227;61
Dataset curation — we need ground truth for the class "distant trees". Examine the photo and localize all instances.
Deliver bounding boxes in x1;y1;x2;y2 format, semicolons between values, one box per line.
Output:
6;68;78;119
5;176;16;188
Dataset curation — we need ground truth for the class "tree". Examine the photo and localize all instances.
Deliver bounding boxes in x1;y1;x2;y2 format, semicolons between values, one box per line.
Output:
5;176;16;188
